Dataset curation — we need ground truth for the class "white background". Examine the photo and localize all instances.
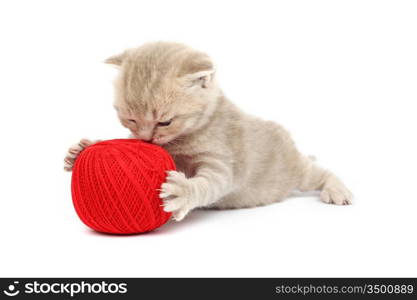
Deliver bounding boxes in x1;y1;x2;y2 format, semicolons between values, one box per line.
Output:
0;0;416;277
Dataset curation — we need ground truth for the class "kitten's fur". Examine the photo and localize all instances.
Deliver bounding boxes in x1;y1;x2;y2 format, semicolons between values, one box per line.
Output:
65;42;352;221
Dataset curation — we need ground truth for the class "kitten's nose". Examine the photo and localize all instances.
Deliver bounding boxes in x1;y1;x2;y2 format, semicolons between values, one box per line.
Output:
137;130;153;142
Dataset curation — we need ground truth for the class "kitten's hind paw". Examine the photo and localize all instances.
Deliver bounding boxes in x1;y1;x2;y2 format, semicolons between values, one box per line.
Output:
320;177;353;205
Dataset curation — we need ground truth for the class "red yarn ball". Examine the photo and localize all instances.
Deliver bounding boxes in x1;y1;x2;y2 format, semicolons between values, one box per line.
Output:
71;139;175;234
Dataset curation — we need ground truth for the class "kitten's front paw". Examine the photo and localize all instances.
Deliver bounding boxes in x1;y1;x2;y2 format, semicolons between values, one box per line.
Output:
64;139;97;172
320;180;353;205
159;171;194;221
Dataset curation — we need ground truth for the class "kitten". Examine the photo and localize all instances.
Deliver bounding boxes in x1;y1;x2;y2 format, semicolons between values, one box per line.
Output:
65;42;352;221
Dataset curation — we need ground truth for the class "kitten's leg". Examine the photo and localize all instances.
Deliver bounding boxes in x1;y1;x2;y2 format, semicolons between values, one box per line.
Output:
64;139;99;172
160;155;233;221
298;156;352;205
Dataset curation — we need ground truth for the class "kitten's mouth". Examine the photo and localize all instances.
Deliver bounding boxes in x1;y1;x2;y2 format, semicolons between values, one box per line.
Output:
131;132;173;145
152;136;171;145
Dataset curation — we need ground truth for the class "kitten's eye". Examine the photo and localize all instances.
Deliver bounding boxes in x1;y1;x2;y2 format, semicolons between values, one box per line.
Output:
157;120;172;127
127;119;137;124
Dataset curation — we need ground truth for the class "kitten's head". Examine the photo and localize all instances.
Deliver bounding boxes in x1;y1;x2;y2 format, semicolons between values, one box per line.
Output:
106;42;220;145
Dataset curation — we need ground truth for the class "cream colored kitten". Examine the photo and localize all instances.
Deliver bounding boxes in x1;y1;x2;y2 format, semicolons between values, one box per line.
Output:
64;42;352;221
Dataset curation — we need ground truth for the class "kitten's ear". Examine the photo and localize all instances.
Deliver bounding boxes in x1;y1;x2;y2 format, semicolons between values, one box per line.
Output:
104;52;125;66
183;69;215;89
